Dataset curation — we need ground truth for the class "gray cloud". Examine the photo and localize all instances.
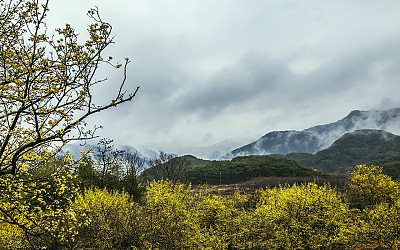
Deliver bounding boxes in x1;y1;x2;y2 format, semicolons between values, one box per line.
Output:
177;53;288;117
45;0;400;154
173;35;400;121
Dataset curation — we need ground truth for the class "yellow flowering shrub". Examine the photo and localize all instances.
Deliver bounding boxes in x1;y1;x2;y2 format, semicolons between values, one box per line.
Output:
353;200;400;249
193;191;253;250
3;164;400;249
0;222;28;249
0;155;81;249
346;165;400;248
254;183;351;249
137;181;253;250
70;188;135;249
345;164;400;209
137;180;205;249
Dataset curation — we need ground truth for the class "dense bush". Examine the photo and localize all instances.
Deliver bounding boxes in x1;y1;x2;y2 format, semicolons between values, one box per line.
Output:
253;183;351;249
70;188;136;249
344;164;400;209
2;164;400;249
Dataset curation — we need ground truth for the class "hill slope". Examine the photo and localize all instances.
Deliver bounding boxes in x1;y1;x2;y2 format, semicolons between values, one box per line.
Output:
284;129;400;175
185;155;321;185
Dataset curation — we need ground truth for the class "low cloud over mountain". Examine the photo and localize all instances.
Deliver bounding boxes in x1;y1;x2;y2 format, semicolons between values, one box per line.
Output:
224;108;400;159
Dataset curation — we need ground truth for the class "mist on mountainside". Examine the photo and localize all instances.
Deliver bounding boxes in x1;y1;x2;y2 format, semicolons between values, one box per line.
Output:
224;108;400;159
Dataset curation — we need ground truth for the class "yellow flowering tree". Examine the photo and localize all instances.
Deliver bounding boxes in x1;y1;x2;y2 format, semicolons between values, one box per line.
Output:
0;0;138;244
0;0;138;176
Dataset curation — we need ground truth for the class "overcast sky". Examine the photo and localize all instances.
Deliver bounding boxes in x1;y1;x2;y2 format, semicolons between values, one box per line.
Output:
47;0;400;154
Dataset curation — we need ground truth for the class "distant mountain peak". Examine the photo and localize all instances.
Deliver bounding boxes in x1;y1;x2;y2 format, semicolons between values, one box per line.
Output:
188;137;251;160
346;109;362;118
224;108;400;159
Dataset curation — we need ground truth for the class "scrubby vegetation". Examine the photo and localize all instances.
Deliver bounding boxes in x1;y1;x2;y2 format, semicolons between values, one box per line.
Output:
2;163;400;249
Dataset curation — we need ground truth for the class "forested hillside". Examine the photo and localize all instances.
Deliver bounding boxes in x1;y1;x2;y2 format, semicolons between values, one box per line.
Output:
185;155;320;184
284;129;400;176
140;154;321;185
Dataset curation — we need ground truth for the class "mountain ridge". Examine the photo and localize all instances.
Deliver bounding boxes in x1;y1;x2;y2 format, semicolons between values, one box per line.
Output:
224;108;400;159
283;129;400;175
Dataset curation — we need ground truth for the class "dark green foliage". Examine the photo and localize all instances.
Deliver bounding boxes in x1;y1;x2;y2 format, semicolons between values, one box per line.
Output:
180;155;210;167
284;152;314;165
186;155;320;185
314;130;398;169
382;161;400;179
75;154;100;189
284;129;400;175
